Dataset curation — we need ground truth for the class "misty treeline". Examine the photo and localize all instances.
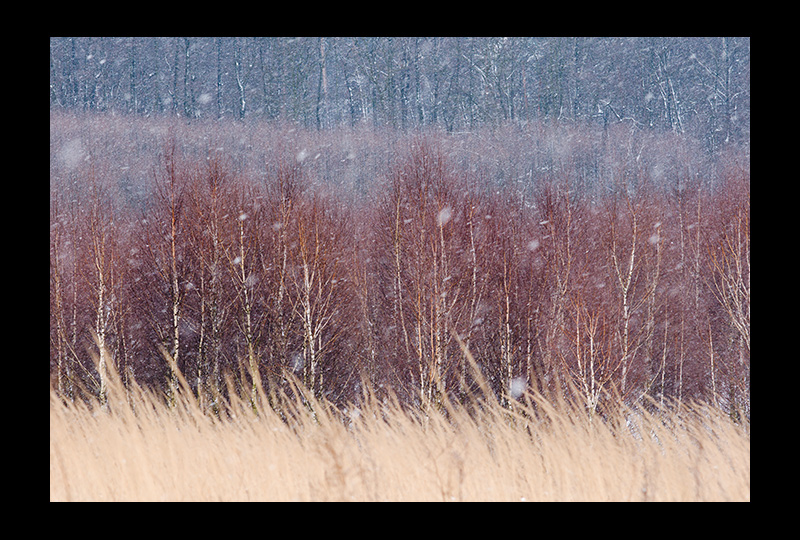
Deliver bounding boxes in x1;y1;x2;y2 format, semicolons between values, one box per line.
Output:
50;37;749;154
50;113;749;419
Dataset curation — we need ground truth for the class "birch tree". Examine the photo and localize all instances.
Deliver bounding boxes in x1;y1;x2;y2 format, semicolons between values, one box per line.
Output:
50;182;89;399
288;195;351;399
86;174;115;403
536;181;579;395
141;143;188;404
185;157;233;408
260;160;304;391
707;175;750;416
560;295;618;415
228;191;264;405
604;187;662;402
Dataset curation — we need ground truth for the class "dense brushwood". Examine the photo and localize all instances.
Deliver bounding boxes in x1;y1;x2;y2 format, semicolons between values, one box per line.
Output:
50;115;750;419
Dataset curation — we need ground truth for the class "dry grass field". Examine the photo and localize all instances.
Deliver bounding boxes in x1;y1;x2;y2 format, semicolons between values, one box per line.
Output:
50;366;749;502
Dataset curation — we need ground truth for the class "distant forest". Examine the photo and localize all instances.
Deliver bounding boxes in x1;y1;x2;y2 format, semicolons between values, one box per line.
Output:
50;37;749;152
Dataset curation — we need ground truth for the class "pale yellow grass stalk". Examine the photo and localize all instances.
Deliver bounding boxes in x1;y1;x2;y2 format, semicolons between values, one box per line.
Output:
50;375;749;501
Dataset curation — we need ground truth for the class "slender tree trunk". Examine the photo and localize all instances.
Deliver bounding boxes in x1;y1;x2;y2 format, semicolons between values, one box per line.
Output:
168;194;181;404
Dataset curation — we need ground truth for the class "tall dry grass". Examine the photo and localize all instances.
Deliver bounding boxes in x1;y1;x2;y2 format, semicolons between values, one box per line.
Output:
50;359;749;502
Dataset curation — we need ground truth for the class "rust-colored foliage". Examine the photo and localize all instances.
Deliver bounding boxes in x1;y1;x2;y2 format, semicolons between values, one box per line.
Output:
50;117;750;417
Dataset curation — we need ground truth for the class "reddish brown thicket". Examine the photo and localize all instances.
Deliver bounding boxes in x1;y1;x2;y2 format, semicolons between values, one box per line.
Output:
372;139;463;405
51;155;152;404
702;170;750;417
532;177;589;398
286;192;358;400
597;182;665;406
51;181;85;398
50;121;750;416
181;155;236;407
132;142;194;401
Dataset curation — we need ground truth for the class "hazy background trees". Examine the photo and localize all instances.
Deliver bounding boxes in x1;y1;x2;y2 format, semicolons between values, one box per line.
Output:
50;37;749;152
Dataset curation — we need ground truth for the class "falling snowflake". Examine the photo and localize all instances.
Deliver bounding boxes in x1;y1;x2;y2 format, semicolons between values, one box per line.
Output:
509;377;527;399
437;206;452;226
